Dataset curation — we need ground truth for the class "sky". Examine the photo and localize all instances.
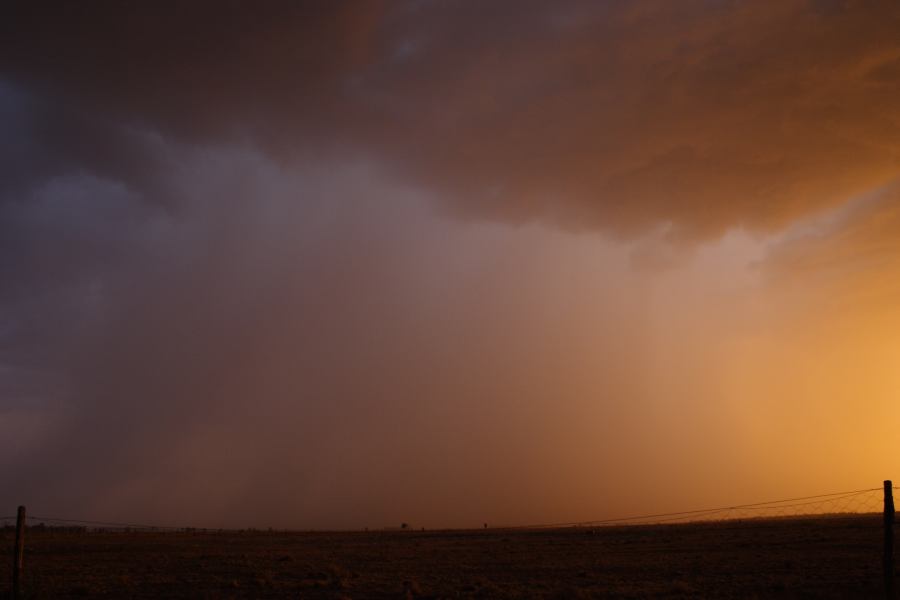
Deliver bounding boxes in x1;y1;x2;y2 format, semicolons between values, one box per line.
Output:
1;0;900;529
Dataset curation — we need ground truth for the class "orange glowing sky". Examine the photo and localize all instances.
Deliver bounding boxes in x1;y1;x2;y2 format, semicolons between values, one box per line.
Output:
1;1;899;528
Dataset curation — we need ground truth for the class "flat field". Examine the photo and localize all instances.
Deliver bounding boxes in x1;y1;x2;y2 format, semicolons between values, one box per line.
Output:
0;515;891;598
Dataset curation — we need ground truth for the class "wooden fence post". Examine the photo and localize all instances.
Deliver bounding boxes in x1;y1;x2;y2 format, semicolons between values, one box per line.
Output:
12;505;25;600
886;481;895;600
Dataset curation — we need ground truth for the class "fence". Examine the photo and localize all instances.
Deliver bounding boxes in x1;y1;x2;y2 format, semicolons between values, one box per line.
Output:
3;481;898;598
511;486;887;528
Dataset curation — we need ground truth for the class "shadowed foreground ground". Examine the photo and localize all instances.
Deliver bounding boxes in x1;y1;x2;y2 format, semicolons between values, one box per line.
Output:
1;515;891;598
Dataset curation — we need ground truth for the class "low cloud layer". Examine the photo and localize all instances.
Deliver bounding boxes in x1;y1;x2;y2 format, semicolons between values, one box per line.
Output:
3;1;900;238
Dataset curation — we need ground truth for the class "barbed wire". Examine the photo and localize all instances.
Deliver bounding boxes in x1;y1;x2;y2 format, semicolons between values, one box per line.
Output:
24;515;184;531
508;487;884;530
0;515;186;531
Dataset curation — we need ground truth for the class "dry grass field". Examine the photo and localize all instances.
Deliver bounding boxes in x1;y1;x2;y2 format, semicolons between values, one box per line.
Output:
1;515;891;598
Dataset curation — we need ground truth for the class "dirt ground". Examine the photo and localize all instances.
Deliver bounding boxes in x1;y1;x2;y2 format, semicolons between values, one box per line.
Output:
0;515;892;598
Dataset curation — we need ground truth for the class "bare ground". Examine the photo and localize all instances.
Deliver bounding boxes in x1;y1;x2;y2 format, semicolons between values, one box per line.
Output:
0;515;892;598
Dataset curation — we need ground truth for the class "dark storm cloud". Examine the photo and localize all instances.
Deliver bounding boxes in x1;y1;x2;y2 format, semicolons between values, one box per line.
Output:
0;81;168;357
3;1;899;238
0;83;170;206
4;0;900;528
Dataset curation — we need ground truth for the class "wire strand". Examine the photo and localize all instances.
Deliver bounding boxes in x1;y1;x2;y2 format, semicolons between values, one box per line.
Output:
26;515;182;531
507;487;882;530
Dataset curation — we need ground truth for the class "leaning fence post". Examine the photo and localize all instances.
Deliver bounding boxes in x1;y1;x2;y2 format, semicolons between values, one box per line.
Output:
12;505;25;600
885;481;895;599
